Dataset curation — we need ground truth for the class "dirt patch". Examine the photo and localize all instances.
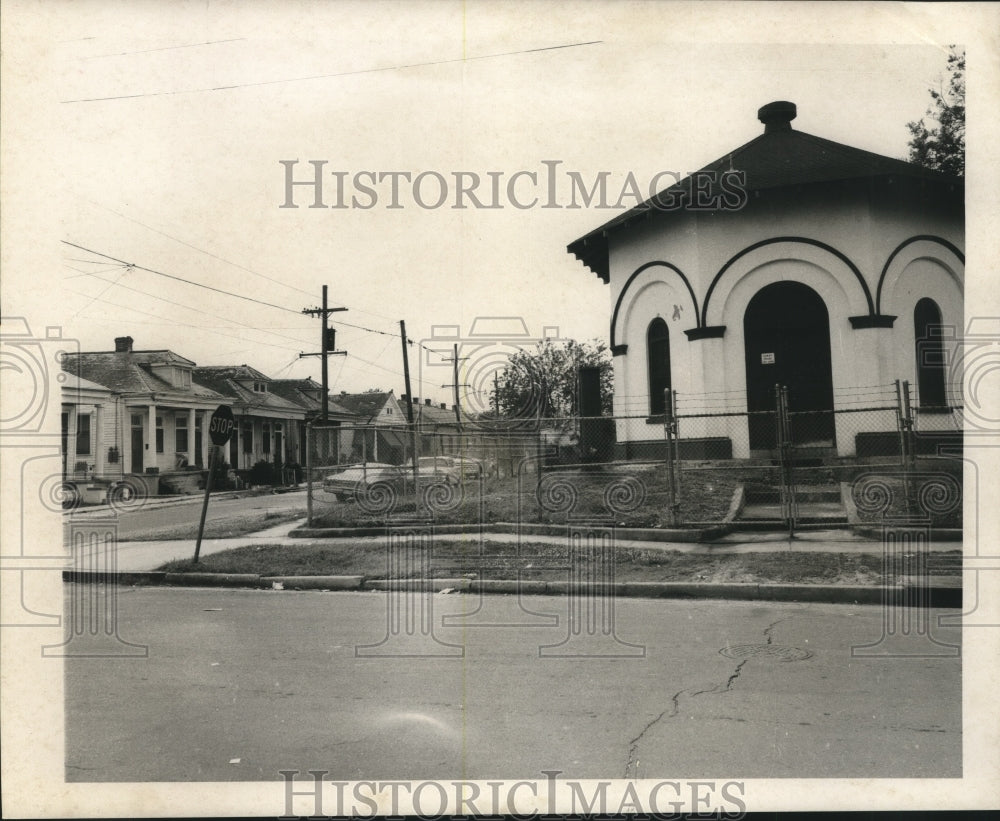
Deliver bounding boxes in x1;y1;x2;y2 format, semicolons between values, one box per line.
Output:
310;466;739;529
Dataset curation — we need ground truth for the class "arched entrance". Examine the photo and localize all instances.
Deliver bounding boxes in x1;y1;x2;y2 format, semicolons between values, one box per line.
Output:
744;281;836;451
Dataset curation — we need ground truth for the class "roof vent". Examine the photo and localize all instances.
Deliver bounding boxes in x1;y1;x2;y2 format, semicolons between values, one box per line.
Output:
758;101;796;133
114;336;133;353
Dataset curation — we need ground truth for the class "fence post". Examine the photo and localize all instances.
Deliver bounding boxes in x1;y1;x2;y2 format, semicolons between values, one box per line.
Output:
894;379;908;469
773;383;796;537
663;388;677;527
901;379;915;469
305;423;313;527
901;379;916;516
671;388;681;509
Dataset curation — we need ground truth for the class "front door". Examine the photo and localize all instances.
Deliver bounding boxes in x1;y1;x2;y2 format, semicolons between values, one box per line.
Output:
130;414;144;473
744;281;836;451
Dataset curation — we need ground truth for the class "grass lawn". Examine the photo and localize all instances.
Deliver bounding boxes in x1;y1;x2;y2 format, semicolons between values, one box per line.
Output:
158;540;962;585
118;508;304;541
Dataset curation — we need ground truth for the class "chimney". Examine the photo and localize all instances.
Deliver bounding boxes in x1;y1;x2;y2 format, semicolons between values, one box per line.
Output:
400;394;408;403
425;398;431;406
440;403;446;410
413;397;419;405
114;336;133;353
757;101;796;133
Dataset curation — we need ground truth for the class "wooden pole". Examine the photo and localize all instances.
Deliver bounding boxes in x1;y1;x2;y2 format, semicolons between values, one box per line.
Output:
400;320;418;493
193;446;215;563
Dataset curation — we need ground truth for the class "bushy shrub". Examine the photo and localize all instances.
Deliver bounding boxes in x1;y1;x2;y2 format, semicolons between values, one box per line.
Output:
249;460;277;486
209;459;236;490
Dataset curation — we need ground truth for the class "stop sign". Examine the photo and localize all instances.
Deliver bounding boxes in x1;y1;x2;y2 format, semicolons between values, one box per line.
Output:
207;405;236;446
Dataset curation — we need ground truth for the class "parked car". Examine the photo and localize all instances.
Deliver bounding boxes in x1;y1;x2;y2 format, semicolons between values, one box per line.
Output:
440;455;487;480
415;456;460;485
322;462;407;501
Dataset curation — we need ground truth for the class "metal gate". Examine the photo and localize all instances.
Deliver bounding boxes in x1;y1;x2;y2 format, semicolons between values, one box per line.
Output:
666;381;938;534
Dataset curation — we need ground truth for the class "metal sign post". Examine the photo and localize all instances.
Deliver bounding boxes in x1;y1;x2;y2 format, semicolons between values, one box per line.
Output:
193;405;236;563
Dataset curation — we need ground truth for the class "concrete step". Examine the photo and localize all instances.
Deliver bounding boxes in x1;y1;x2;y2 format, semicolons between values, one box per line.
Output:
741;501;848;524
745;484;843;504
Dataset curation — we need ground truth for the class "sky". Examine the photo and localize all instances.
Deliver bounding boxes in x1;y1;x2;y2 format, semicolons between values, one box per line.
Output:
3;1;997;409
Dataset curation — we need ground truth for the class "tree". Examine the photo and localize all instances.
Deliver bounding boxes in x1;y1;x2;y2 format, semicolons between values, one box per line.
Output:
907;47;965;176
491;338;613;419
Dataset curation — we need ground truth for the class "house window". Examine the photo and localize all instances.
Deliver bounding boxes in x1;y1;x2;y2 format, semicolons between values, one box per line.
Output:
386;407;392;415
175;415;189;453
914;298;947;407
647;318;671;415
75;413;91;455
262;422;271;454
253;381;267;393
195;416;203;467
155;416;164;453
242;422;254;453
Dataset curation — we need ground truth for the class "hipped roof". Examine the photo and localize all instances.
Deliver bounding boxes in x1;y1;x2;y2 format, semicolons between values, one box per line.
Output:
568;103;964;283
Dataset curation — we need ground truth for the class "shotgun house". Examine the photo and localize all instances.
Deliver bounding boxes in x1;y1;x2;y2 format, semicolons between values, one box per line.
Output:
399;395;462;455
332;390;407;464
568;101;964;460
60;336;226;493
191;365;310;479
60;372;116;501
268;377;360;466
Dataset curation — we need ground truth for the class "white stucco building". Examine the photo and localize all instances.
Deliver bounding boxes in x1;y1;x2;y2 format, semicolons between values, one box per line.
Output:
568;101;964;460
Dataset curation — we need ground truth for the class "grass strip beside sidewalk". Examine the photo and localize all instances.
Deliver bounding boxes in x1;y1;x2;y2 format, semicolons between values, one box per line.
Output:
158;541;962;586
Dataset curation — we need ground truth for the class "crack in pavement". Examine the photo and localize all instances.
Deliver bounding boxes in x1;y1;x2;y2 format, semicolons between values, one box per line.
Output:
763;616;791;645
623;614;792;779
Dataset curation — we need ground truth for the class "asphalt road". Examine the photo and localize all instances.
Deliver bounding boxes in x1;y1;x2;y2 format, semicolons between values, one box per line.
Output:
91;490;308;540
64;588;961;782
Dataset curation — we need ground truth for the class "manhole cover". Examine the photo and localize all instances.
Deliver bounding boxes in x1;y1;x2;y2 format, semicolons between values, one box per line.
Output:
720;643;813;662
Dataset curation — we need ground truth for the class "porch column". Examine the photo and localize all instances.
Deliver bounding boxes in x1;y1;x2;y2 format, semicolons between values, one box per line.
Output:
67;407;79;474
146;404;156;470
187;408;196;465
201;410;210;467
93;404;104;477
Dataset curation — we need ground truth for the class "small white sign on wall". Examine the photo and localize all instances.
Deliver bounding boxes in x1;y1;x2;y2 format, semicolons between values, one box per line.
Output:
761;352;775;364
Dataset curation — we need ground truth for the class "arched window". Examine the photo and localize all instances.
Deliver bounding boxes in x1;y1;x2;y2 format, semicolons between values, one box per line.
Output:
647;318;671;415
914;298;947;407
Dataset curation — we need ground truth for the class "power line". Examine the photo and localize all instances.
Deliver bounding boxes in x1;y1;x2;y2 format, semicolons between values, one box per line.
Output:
62;240;304;315
62;40;603;104
66;290;306;354
80;198;318;298
82;38;246;60
65;266;313;347
63;242;424;346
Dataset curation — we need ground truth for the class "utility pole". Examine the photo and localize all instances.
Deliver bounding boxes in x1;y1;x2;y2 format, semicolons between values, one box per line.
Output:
442;343;471;426
400;320;418;483
300;285;347;423
400;321;415;425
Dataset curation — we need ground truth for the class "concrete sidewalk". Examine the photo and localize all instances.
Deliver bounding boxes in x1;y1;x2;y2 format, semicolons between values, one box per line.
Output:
92;518;961;573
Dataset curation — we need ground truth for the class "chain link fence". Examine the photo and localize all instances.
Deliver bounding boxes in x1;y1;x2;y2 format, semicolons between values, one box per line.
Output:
302;379;963;533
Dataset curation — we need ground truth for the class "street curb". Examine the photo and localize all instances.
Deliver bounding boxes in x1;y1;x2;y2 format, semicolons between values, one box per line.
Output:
164;572;262;587
261;575;364;590
61;570;962;606
852;526;963;542
290;521;726;542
